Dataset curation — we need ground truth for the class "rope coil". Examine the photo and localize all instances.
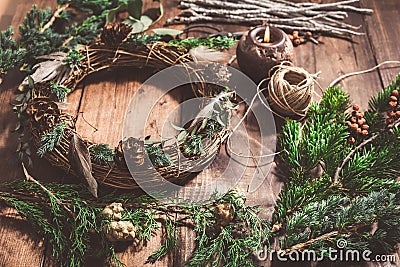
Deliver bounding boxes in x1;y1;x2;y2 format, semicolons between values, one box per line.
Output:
264;63;319;118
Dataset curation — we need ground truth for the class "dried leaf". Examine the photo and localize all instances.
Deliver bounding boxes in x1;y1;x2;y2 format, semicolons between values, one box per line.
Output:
68;133;98;198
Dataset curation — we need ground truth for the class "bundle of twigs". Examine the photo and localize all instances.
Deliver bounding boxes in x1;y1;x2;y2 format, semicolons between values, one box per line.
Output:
167;0;373;38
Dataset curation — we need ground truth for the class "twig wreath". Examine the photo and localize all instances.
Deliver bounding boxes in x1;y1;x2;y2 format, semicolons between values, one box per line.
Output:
17;22;237;196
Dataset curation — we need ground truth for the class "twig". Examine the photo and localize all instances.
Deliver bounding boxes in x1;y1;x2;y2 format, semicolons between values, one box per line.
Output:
40;3;70;33
286;231;339;252
22;163;76;218
333;134;378;183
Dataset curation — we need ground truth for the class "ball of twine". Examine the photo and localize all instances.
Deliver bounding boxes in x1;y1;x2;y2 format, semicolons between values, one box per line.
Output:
265;63;318;118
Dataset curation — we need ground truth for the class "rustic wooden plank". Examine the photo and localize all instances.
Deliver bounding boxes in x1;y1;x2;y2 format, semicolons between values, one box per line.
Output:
0;0;86;266
361;0;400;87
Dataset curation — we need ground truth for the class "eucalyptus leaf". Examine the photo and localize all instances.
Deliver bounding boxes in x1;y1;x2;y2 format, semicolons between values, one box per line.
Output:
106;4;127;24
124;15;153;34
152;28;183;36
170;121;186;131
177;130;188;142
127;0;143;20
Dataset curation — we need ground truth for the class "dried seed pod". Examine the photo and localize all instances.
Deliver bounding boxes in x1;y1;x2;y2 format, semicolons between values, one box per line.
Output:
361;130;368;136
344;121;351;126
299;37;305;43
306;31;312;37
357;112;364;119
348;137;356;144
361;124;369;130
389;101;397;108
353;104;360;111
390;95;398;101
288;34;294;41
293;38;301;46
292;31;299;38
357;118;366;125
388;110;396;117
391;90;399;96
350;117;357;123
356;128;362;134
214;202;235;227
349;123;358;131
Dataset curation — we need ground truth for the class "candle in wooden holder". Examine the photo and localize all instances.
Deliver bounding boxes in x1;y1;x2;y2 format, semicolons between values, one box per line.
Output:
236;25;294;83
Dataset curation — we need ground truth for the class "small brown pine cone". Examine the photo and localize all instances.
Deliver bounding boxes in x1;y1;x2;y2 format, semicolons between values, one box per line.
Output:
100;22;133;46
214;202;235;227
391;90;399;97
353;104;360;111
114;137;145;169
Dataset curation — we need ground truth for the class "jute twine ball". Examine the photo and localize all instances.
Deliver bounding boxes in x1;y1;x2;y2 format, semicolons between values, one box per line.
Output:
265;64;318;118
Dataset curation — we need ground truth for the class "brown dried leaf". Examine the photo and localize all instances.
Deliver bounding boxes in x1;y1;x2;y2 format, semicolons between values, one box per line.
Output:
68;133;98;198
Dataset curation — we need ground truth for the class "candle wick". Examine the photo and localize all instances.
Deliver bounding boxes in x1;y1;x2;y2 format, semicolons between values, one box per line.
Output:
264;26;270;43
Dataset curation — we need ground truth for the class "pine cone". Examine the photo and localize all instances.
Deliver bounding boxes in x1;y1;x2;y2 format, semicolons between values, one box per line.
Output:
34;82;52;98
27;98;61;130
115;137;145;169
214;202;235;228
100;22;132;46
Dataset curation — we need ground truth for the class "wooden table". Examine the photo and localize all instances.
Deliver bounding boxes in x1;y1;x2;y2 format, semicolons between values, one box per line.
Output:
0;0;399;266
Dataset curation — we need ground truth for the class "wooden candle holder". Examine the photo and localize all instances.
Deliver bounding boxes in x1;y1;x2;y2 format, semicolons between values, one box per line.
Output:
236;25;294;83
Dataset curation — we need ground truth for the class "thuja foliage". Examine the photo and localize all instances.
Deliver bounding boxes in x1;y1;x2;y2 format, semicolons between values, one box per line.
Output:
37;122;67;157
90;144;115;167
272;75;400;258
0;179;269;267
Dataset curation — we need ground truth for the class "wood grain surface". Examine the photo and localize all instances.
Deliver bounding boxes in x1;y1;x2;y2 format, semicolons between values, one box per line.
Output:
0;0;400;266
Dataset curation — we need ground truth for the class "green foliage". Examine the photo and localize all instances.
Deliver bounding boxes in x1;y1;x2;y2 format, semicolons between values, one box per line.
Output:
0;27;26;74
274;76;400;259
0;180;269;267
170;36;238;50
50;82;70;102
365;74;400;132
89;144;115;167
37;122;67;157
19;6;68;66
13;76;35;166
127;34;161;46
64;49;84;69
146;144;172;168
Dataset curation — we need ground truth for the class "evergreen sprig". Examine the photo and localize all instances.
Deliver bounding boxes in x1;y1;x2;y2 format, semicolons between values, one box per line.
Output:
0;179;269;267
0;28;26;75
50;81;70;102
37;122;67;157
89;144;115;167
274;76;400;261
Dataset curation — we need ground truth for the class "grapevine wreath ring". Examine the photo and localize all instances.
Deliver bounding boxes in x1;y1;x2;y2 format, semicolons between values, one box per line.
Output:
22;23;237;193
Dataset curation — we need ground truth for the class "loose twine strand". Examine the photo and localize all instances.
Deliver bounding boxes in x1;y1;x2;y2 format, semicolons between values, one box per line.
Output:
227;62;320;159
226;60;400;160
